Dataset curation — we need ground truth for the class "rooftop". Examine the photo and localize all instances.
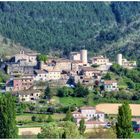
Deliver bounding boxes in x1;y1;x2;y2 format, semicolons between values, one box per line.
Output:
34;70;47;74
96;110;105;114
72;111;81;114
85;121;106;125
82;67;100;72
93;55;108;60
104;80;117;85
13;77;33;80
13;89;40;95
80;106;96;110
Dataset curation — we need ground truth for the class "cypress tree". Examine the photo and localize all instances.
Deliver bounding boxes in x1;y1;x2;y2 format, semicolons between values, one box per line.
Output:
44;85;52;100
78;118;86;135
0;93;18;138
47;115;54;123
116;102;133;138
63;108;74;122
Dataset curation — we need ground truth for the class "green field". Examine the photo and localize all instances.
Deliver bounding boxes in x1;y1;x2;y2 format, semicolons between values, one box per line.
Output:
16;113;65;122
59;96;85;107
133;133;140;138
59;95;96;107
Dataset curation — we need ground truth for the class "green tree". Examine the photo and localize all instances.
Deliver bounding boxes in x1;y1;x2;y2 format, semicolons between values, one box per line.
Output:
2;37;8;44
60;121;81;138
79;118;86;135
116;102;133;138
17;103;27;114
47;115;54;123
37;122;62;138
104;72;112;80
63;108;74;122
57;86;74;97
44;85;52;100
31;115;36;122
74;82;89;97
37;54;48;63
0;93;18;138
38;121;81;138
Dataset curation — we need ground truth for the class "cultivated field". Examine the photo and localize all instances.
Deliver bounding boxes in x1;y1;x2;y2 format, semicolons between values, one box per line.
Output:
19;127;41;136
96;103;140;116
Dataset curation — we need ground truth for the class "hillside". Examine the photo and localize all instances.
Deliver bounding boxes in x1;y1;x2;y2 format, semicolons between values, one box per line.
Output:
0;2;140;62
0;35;34;58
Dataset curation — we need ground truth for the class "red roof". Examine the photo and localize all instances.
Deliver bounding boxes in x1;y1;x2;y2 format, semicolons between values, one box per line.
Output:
96;110;105;114
132;118;140;122
82;67;100;72
80;106;96;110
104;80;117;85
75;116;87;119
72;111;81;114
72;60;83;63
85;121;106;125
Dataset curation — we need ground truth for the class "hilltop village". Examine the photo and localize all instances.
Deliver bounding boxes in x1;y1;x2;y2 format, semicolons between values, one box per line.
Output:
4;49;136;94
0;49;139;133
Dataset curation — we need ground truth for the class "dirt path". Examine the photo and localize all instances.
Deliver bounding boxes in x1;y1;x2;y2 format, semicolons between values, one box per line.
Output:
96;103;140;116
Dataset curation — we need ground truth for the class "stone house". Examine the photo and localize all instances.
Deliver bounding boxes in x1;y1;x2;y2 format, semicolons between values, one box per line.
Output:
103;80;118;92
13;89;41;102
6;77;34;91
72;106;106;129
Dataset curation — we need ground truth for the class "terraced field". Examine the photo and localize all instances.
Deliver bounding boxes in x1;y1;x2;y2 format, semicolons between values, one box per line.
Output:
96;103;140;116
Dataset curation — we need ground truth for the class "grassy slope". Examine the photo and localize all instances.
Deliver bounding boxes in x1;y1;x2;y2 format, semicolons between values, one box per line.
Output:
133;133;140;138
16;113;65;121
16;113;65;128
0;35;35;57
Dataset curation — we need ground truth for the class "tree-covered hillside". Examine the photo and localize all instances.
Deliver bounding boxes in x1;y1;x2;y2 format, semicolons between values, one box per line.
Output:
0;2;140;62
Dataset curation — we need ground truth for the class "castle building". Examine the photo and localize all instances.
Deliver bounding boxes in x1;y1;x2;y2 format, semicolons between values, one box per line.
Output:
117;54;137;69
14;50;39;66
80;67;102;80
70;52;81;61
91;55;110;65
80;49;88;65
70;49;88;65
39;58;72;72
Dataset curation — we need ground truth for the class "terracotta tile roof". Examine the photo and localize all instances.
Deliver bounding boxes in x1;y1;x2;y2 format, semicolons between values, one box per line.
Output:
13;77;33;80
85;121;106;125
72;60;83;63
47;70;61;72
12;89;40;95
75;116;87;119
72;111;81;114
83;77;92;81
82;67;101;73
96;110;105;114
104;80;117;85
132;118;140;122
34;70;47;74
80;106;96;110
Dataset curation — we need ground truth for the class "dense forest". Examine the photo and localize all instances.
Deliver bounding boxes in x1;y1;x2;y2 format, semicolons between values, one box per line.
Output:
0;2;140;62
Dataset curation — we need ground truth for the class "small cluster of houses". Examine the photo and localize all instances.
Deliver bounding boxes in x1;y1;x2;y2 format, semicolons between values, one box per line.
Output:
72;106;140;130
2;49;136;102
72;106;107;129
